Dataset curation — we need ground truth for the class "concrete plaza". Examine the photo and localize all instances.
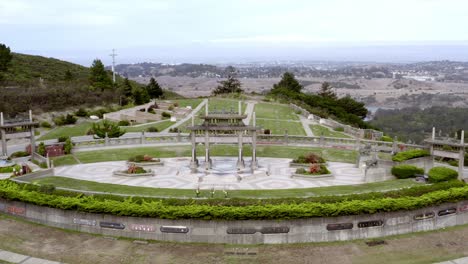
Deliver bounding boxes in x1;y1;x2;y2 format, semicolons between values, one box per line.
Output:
54;157;365;190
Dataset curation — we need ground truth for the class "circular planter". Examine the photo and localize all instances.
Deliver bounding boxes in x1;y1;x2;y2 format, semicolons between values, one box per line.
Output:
127;161;164;167
291;173;333;180
289;162;328;168
113;169;154;177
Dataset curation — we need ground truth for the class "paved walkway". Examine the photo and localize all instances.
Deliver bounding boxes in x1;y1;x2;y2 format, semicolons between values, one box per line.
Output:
162;99;208;132
54;158;365;190
299;115;314;136
0;249;63;264
243;101;256;125
436;257;468;264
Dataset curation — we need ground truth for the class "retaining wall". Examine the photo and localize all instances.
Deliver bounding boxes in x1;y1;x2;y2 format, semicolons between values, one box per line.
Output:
0;198;467;244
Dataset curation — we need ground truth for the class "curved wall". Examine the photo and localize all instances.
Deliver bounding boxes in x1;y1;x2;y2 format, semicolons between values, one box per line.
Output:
1;198;468;244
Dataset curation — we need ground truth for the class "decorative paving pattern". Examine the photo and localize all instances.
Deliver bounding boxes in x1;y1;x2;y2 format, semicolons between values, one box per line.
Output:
54;157;365;190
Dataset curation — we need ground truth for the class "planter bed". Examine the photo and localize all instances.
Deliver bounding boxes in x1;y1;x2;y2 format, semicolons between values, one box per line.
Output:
289;162;327;168
127;161;164;167
113;169;154;177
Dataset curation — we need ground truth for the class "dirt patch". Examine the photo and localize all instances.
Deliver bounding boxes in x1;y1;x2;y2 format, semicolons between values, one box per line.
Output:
0;214;467;264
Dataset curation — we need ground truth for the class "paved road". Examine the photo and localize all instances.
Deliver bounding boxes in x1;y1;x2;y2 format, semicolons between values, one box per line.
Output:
243;101;256;125
299;115;314;136
0;249;63;264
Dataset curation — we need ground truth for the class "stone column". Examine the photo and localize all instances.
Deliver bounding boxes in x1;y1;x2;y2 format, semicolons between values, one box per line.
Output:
284;129;289;145
238;101;241;115
237;131;244;169
0;112;6;156
204;130;211;170
190;131;198;172
459;130;465;180
251;112;257;169
29;110;36;157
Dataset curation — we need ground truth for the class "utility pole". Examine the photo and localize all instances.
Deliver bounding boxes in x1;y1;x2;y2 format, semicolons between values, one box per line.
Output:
109;49;117;83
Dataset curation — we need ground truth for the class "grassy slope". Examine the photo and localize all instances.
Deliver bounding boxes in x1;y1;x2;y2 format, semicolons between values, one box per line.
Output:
2;53;90;86
310;124;351;138
38;122;96;140
123;120;175;132
253;102;305;135
34;176;419;198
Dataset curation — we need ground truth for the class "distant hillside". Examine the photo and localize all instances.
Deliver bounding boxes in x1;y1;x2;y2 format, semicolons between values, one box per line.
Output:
111;62;224;78
1;53;90;87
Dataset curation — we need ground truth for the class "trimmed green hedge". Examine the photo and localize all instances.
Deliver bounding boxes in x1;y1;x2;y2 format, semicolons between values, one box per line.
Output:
428;167;458;183
391;165;424;179
392;149;430;162
0;180;467;220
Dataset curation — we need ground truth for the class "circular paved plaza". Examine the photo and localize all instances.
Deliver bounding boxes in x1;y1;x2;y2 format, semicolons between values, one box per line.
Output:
54;157;365;190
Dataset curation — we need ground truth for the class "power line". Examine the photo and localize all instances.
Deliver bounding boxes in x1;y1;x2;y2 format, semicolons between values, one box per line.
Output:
109;48;117;83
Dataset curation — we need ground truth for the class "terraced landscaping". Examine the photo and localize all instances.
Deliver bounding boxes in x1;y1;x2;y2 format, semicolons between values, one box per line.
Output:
310;124;351;138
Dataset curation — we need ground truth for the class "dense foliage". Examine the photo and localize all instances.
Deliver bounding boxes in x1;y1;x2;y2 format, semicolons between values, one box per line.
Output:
292;153;325;164
91;120;125;138
0;180;466;220
428;167;458;183
212;66;243;95
269;74;369;128
370;106;468;143
392;149;430;162
146;77;163;99
391;165;424;179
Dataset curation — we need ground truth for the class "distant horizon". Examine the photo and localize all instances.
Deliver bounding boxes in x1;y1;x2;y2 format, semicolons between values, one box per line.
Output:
12;42;468;67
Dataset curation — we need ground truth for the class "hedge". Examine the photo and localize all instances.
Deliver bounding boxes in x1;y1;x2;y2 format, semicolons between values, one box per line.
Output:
391;165;424;179
428;167;458;183
0;180;467;220
392;149;430;162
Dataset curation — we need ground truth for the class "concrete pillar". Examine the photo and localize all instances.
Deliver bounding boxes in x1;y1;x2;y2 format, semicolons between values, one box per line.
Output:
459;130;465;180
141;132;145;145
205;100;209;116
190;131;198;172
237;131;244;169
1;129;6;156
204;130;211;170
30;126;36;157
238;101;241;115
392;136;398;154
284;130;288;145
251;112;257;169
105;132;109;146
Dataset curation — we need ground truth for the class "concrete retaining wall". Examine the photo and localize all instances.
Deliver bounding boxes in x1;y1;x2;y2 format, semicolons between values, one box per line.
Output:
0;198;467;244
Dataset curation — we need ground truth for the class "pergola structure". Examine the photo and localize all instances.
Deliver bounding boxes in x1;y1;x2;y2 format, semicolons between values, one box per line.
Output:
425;128;466;180
0;111;39;157
187;101;260;171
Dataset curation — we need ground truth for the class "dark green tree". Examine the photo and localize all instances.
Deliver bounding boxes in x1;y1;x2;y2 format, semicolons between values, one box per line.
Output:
64;69;73;81
122;78;133;98
318;82;336;99
133;87;150;105
272;72;303;93
146;77;163;98
89;59;112;91
92;120;125;138
212;66;243;95
337;96;368;119
0;43;12;72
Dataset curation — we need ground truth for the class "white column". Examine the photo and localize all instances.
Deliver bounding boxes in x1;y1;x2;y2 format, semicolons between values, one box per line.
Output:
459;130;465;180
251;112;257;169
204;130;211;169
238;101;241;115
237;131;244;169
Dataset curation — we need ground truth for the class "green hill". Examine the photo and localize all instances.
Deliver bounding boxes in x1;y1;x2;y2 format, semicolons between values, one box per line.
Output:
1;53;90;87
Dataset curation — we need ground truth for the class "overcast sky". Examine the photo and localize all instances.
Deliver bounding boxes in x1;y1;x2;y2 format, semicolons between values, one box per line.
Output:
2;0;468;65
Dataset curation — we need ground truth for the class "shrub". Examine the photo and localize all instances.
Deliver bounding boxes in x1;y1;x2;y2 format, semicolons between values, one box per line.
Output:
391;165;424;179
146;127;159;132
292;153;325;164
168;105;174;111
161;112;171;119
148;108;156;114
9;151;29;158
53;114;77;126
392;149;430;162
173;102;179;107
0;165;20;173
263;129;271;135
334;127;345;132
428;167;458;183
75;108;88;117
64;137;73;154
38;184;56;194
295;168;307;174
448;159;459;167
134;155;145;162
118;120;130;126
92;120;125;138
40;121;52;128
57;136;68;142
169;128;179;133
381;135;393;142
37;142;46;156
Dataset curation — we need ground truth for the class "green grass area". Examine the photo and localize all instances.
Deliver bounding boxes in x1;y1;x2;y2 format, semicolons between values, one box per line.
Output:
52;145;357;166
254;102;299;120
34;176;419;198
123;120;175;132
38;121;96;140
171;98;203;109
207;98;246;113
310;124;351;138
256;119;305;135
50;155;80;167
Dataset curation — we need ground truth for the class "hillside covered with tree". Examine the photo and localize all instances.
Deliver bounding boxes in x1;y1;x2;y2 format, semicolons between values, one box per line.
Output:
370;106;468;143
0;44;182;116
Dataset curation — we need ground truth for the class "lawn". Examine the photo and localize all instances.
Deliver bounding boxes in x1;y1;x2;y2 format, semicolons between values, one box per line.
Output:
38;121;97;140
256;119;305;135
171;98;203;109
310;124;351;138
207;98;246;113
123;120;175;132
52;145;357;166
254;102;299;120
33;176;420;198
